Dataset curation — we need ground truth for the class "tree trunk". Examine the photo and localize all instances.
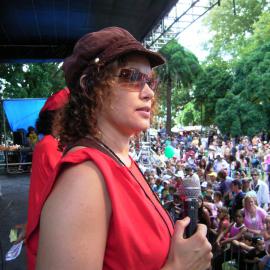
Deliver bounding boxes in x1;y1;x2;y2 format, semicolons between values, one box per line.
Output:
166;76;172;136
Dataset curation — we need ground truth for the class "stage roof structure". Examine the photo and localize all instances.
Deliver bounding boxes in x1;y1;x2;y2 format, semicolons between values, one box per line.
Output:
0;0;178;62
143;0;220;51
0;0;221;62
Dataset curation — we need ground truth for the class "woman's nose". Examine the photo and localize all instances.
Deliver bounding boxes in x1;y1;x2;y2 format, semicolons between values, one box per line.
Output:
140;83;154;100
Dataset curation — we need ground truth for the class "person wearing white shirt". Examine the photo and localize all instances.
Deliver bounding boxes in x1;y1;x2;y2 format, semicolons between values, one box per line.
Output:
213;154;229;173
251;168;270;209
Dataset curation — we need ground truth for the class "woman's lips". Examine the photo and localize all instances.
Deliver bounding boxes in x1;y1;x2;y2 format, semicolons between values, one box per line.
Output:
136;106;150;112
136;107;151;118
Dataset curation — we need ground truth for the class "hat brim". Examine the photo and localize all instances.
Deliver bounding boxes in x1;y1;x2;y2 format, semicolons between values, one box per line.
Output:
103;44;165;68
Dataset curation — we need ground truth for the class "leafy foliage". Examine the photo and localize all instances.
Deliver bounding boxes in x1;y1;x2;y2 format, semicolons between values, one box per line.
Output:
175;102;201;126
0;63;65;99
204;0;269;59
193;60;233;126
158;39;202;133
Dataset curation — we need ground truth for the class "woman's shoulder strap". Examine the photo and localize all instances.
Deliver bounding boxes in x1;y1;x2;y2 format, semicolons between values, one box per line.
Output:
63;137;121;165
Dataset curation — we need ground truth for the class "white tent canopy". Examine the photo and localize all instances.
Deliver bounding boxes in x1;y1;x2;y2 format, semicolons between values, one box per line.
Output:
171;125;202;133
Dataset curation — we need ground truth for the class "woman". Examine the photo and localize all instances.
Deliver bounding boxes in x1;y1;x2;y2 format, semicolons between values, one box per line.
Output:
197;195;212;229
26;88;70;267
243;195;267;235
33;27;212;270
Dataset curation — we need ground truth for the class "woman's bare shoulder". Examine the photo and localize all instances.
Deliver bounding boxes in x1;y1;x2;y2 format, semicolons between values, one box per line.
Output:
37;161;111;269
44;160;111;219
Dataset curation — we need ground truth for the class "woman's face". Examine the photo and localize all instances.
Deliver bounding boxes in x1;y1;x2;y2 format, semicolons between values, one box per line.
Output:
245;197;256;211
98;55;154;136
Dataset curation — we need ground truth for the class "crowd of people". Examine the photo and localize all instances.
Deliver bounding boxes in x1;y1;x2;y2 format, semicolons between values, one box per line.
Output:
134;130;270;269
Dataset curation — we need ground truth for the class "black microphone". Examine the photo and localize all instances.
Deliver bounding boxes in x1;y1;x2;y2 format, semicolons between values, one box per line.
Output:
181;176;201;237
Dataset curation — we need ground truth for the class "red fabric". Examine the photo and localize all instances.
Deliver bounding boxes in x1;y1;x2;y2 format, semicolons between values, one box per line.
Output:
26;135;62;270
26;147;174;270
40;87;69;113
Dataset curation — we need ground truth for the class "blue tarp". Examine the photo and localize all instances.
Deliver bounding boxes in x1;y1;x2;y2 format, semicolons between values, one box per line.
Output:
3;98;47;132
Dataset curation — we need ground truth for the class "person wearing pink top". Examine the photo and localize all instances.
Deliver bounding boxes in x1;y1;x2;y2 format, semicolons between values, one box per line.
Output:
243;195;267;235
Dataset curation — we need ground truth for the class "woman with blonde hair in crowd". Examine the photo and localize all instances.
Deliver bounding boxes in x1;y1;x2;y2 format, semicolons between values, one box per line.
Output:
243;194;267;236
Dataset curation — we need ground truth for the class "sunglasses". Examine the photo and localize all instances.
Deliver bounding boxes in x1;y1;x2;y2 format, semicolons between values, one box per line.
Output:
251;174;259;176
116;68;159;92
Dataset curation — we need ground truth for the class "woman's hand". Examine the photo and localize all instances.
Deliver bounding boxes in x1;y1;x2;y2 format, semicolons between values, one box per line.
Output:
162;217;212;270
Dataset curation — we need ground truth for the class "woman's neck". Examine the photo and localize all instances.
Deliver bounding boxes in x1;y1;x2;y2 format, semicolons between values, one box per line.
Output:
248;207;257;216
98;127;131;167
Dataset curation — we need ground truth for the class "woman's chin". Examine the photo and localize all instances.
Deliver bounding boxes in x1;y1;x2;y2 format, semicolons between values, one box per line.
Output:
128;124;150;135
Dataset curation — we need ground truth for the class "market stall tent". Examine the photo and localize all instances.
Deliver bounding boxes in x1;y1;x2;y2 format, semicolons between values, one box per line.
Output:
3;98;46;132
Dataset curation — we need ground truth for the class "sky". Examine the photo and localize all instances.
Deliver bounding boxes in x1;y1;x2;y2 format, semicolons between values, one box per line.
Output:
162;0;217;62
177;16;211;62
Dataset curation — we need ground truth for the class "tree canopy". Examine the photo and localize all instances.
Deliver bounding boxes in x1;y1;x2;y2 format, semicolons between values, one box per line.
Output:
158;39;202;133
0;63;65;99
204;0;269;59
1;5;270;138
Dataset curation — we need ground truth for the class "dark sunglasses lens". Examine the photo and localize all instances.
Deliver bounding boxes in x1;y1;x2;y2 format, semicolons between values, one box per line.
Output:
119;69;132;80
118;68;157;91
148;79;158;91
130;70;142;82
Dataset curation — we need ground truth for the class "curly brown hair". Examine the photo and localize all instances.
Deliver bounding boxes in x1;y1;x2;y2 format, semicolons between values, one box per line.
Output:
55;53;158;150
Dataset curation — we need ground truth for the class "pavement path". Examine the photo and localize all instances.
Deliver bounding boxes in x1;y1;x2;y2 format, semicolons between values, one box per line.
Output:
0;173;29;270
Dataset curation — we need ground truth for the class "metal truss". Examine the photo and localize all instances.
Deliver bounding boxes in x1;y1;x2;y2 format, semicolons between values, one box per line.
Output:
143;0;221;51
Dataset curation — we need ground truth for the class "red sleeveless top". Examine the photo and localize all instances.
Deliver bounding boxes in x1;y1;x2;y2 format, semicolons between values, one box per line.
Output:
26;147;174;270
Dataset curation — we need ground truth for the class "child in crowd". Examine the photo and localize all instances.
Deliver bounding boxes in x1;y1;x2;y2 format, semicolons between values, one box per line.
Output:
210;206;230;254
213;210;246;270
243;237;266;270
216;210;246;247
259;244;270;270
203;194;218;229
232;231;254;252
213;191;223;208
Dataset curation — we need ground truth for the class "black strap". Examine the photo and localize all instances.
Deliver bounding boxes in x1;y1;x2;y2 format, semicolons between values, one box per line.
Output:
63;137;122;166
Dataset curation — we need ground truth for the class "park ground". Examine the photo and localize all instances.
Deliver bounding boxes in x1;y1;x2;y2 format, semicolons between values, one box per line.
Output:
0;173;29;270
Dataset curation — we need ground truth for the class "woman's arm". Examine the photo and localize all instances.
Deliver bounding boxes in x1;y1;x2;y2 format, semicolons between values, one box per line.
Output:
221;226;247;244
246;227;263;236
263;230;270;241
36;161;111;270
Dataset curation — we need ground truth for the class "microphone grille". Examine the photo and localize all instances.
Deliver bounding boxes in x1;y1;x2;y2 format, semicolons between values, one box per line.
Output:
182;176;201;199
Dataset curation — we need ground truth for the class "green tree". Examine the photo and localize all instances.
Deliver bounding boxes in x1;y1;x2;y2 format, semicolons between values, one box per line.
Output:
158;39;202;134
0;63;65;99
232;42;270;132
204;0;269;58
193;60;233;126
215;93;267;137
213;41;270;136
239;12;270;56
175;102;200;126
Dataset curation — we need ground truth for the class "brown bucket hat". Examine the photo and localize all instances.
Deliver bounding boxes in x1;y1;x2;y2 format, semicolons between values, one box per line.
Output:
62;26;165;89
